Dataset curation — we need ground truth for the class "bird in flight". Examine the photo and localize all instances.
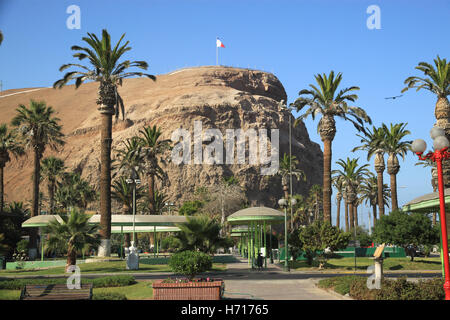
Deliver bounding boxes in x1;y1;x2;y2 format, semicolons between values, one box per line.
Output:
385;95;403;100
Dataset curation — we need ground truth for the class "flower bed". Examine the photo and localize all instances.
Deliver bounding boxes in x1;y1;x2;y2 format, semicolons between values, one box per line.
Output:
153;278;224;300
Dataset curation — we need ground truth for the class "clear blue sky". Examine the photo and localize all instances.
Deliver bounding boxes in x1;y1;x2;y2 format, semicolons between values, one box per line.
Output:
1;0;449;230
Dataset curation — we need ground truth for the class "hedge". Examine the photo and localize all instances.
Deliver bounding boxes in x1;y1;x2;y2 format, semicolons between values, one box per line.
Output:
0;275;136;290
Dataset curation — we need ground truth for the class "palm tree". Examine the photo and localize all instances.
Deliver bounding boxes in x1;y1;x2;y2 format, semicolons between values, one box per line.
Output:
54;29;155;256
333;158;370;230
0;30;3;46
41;157;65;214
352;125;387;217
359;174;378;229
0;124;24;213
11;100;64;256
138;125;171;215
115;136;145;177
278;153;306;229
46;208;100;271
332;175;345;229
175;215;230;254
307;184;323;222
381;123;411;211
293;71;371;223
55;172;97;210
402;56;450;186
291;194;309;228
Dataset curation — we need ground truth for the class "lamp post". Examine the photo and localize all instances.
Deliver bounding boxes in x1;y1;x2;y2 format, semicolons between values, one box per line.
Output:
412;126;450;300
278;197;297;272
282;103;295;230
165;202;175;215
126;167;141;246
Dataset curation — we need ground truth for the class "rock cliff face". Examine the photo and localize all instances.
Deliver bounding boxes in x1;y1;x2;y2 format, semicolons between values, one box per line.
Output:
0;66;323;210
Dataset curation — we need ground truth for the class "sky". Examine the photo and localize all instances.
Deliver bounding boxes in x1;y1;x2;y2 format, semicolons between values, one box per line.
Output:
0;0;449;230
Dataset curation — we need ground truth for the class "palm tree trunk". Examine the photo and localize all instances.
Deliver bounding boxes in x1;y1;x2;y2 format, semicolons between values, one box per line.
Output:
372;204;377;229
48;180;55;215
66;246;77;271
375;152;385;217
98;108;113;257
29;147;41;257
353;203;358;227
376;171;385;216
336;198;341;229
148;175;155;215
435;97;450;188
323;139;332;224
349;202;354;230
0;165;4;213
390;173;398;211
345;201;349;232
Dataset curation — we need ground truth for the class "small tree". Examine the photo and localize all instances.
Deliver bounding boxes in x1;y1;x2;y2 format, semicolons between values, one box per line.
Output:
168;250;212;281
288;229;304;261
175;215;232;254
45;208;100;270
299;220;351;268
372;210;440;261
179;200;204;216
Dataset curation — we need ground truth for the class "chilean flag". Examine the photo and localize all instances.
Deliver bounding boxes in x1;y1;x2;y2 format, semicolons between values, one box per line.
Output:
216;38;225;48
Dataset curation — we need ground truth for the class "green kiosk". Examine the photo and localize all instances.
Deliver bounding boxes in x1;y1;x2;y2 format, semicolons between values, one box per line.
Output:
227;207;284;269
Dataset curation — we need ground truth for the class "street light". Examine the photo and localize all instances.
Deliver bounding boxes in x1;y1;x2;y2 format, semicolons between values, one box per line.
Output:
126;167;141;247
278;197;297;272
164;202;175;215
412;126;450;300
281;102;295;230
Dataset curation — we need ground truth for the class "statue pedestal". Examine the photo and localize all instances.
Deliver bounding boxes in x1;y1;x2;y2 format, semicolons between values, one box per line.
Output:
126;242;139;270
374;257;383;281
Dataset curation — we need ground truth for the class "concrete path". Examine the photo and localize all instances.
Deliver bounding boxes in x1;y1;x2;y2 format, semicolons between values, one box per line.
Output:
221;256;351;300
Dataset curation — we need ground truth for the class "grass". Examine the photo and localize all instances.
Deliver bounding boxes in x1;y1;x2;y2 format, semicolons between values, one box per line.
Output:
318;275;362;295
0;290;20;300
289;256;443;271
0;280;153;300
0;260;227;276
93;281;153;300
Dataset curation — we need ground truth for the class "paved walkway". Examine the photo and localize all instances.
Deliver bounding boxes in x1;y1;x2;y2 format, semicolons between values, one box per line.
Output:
221;256;352;300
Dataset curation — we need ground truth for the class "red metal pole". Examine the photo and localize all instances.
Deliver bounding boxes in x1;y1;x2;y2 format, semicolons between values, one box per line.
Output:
435;152;450;300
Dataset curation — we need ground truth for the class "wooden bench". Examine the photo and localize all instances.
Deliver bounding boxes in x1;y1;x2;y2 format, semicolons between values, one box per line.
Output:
20;283;93;300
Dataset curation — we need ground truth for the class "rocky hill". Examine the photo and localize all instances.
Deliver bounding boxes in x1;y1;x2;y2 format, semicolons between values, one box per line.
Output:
0;66;323;211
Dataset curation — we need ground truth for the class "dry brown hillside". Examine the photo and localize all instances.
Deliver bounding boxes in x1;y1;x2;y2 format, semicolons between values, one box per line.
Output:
0;66;323;213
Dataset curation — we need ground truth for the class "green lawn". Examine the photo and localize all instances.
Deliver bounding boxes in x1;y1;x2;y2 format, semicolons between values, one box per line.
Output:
0;281;153;300
0;260;227;276
93;281;153;300
0;290;20;300
289;257;443;271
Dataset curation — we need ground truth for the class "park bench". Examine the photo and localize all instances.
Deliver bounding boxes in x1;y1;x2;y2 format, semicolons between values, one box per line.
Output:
20;283;93;300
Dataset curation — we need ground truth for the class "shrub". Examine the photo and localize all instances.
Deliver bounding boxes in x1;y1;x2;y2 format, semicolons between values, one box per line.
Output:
161;235;182;253
349;277;376;300
168;250;212;280
416;278;445;300
375;278;422;300
15;239;29;253
320;276;445;300
0;275;136;290
92;292;127;300
90;275;136;288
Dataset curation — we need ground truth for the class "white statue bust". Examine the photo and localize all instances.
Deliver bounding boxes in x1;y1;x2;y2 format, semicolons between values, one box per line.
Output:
126;241;139;270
